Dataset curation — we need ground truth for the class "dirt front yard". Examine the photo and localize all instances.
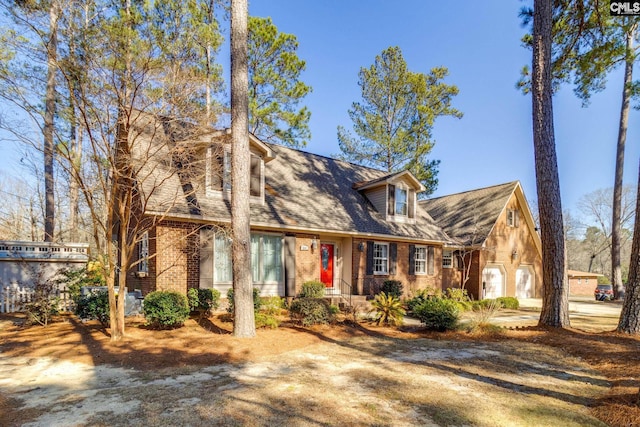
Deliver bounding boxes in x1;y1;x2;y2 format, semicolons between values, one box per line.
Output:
1;306;639;426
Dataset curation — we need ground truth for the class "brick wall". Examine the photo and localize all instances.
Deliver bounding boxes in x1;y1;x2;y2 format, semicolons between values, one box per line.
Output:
352;238;442;298
482;193;543;299
128;226;157;296
294;234;320;294
127;220;200;296
569;277;597;296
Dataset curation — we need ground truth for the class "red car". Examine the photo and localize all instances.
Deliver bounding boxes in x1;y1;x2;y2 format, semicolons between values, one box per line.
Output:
594;284;614;301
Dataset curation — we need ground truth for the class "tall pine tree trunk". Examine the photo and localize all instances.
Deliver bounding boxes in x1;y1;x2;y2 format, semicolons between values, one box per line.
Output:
43;1;59;242
612;23;636;299
230;0;255;338
618;159;640;333
532;0;570;328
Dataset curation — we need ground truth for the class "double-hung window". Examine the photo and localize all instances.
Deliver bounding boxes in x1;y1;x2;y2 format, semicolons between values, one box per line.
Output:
414;246;427;274
507;209;520;227
442;250;453;268
373;242;389;274
208;145;263;199
395;187;408;216
137;232;149;274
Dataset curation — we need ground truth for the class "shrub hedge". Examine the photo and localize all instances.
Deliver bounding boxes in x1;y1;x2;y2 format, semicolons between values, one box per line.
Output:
413;297;460;331
187;288;221;316
380;280;403;299
289;297;335;326
76;290;110;326
298;281;326;298
496;297;519;309
143;291;190;329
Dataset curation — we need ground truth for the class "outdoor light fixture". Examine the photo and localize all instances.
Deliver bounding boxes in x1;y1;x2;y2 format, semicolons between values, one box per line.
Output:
311;238;318;250
358;242;365;252
512;249;518;261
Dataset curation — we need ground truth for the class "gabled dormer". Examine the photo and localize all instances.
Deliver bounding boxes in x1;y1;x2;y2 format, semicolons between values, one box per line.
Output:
205;130;274;204
353;170;425;224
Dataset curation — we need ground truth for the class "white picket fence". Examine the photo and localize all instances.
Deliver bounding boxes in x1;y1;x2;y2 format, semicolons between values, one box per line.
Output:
0;283;73;314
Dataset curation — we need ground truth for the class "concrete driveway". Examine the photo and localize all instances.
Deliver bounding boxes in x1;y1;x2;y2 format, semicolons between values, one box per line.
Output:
489;297;623;331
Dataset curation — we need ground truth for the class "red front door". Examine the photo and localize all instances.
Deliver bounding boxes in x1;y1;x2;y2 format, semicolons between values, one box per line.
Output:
320;243;334;288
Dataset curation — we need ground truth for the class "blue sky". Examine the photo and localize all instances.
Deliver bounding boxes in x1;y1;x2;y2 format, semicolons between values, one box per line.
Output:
0;0;636;224
247;0;640;218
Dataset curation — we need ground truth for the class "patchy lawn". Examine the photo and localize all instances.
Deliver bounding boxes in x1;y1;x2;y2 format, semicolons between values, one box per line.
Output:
0;308;638;426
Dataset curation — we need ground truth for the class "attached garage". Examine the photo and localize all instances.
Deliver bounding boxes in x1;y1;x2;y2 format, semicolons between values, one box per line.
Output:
516;265;535;298
482;265;505;299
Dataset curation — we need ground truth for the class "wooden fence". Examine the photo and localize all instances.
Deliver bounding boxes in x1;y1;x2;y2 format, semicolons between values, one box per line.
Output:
0;283;73;314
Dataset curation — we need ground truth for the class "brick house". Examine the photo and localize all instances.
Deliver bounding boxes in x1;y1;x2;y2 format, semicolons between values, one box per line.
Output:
420;182;543;300
125;114;543;302
127;116;448;300
567;270;603;296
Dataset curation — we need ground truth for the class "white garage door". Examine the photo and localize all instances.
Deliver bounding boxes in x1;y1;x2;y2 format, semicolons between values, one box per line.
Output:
482;266;504;299
516;266;534;299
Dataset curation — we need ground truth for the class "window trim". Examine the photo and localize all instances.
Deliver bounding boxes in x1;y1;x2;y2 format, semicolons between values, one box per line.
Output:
414;245;427;275
206;145;265;203
395;187;408;217
373;242;389;275
442;250;453;269
507;208;520;227
214;231;284;285
137;231;149;275
251;232;284;285
213;233;233;284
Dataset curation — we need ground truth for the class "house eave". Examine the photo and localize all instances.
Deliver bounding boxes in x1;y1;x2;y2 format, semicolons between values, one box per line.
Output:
145;210;447;245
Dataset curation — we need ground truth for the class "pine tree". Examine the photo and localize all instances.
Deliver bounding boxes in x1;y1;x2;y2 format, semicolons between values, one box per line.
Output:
337;46;461;195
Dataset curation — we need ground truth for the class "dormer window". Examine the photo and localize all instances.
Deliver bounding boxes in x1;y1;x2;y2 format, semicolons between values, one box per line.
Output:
387;183;415;222
207;145;264;202
395;187;408;216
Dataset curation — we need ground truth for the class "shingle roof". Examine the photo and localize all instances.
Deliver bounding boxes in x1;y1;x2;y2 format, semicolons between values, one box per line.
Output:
136;118;447;243
420;181;519;245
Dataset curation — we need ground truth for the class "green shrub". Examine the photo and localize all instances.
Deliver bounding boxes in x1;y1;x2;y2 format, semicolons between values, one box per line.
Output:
188;288;221;317
75;290;110;326
227;287;261;314
471;299;495;310
289;297;335;326
371;292;405;326
406;289;434;313
381;280;403;298
445;288;469;302
298;281;326;298
58;266;106;307
22;278;60;326
259;296;286;315
255;312;280;329
455;300;473;312
143;291;190;329
414;298;460;331
496;297;519;309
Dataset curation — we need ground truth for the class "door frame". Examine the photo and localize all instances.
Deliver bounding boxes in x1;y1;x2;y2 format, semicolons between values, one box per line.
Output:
320;242;335;288
320;241;341;289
